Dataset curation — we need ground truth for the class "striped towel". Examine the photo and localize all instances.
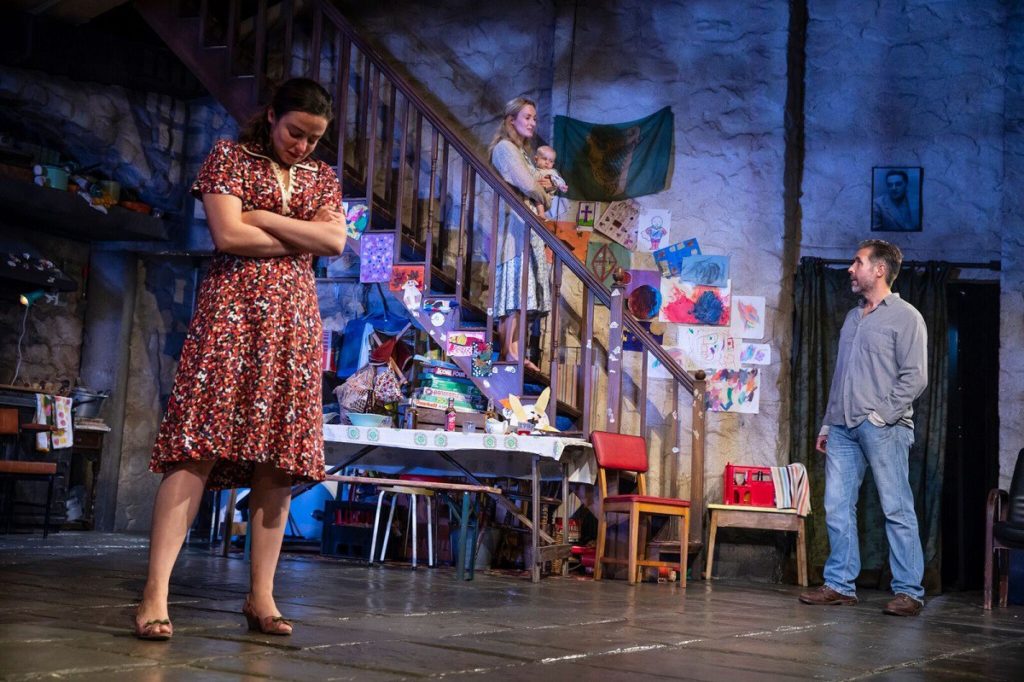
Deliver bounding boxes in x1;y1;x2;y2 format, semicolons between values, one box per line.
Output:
771;463;811;516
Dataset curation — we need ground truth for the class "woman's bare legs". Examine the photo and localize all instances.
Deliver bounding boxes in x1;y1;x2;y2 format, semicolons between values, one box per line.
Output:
137;460;216;635
245;462;293;632
500;313;541;372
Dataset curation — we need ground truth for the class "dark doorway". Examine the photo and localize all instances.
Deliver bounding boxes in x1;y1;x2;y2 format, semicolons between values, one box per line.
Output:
942;281;1000;591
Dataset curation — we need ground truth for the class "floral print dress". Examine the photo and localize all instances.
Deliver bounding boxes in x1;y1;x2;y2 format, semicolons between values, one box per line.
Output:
150;139;341;489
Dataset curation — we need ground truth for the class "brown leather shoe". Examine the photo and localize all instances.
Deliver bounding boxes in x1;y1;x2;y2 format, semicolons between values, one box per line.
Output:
798;585;858;606
883;593;923;617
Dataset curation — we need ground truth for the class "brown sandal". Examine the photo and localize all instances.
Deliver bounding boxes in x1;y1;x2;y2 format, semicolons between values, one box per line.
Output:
242;597;292;636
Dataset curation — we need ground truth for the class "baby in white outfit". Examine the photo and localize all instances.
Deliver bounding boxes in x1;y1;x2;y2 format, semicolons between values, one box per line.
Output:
533;145;568;196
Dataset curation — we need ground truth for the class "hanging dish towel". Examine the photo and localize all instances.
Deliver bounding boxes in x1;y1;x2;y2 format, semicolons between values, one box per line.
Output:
51;395;73;449
34;393;51;452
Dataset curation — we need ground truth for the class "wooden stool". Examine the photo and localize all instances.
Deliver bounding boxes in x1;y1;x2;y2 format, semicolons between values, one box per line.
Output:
704;503;808;586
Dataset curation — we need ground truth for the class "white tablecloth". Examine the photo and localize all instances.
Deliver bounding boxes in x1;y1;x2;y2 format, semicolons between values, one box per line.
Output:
323;425;596;483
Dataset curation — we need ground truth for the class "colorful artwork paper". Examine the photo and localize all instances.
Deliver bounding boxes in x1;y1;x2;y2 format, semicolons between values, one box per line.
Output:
586;237;631;288
577;201;597;230
739;342;771;365
625;269;662;320
677;326;736;370
446;330;488;358
706;368;760;413
659;279;731;326
342;199;369;241
678;254;730;287
388;264;424;292
553;220;592;260
653;238;701;277
647;346;688;380
594;199;640;249
636;209;671;252
730;295;766;339
359;232;394;283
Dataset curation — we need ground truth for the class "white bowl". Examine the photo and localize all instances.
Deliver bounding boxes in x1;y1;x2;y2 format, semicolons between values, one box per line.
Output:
345;412;392;427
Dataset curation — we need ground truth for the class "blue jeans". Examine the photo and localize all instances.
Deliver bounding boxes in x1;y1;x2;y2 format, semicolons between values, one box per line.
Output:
823;422;924;601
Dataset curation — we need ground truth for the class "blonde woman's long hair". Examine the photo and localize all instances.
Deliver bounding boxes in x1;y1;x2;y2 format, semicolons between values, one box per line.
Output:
488;96;537;157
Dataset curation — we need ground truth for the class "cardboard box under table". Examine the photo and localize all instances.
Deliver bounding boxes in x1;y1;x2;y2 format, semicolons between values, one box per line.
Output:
323;424;595;582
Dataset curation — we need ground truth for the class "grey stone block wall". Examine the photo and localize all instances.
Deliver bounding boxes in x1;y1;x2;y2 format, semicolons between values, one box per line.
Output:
801;0;1021;480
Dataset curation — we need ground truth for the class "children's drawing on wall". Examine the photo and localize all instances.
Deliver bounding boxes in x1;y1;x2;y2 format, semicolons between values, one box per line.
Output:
359;232;394;283
446;331;487;358
706;368;760;413
739;342;771;365
730;295;765;339
625;269;662;320
388;265;424;293
636;209;671;252
660;279;731;326
677;326;735;369
653;238;701;277
678;254;729;288
594;199;641;249
576;201;597;231
343;199;370;241
586;237;632;288
646;346;687;379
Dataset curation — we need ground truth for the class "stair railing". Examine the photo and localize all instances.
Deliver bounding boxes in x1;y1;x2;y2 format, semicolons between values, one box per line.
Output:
142;0;708;546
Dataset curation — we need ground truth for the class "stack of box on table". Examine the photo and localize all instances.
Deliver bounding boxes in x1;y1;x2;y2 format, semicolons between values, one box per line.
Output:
409;357;488;428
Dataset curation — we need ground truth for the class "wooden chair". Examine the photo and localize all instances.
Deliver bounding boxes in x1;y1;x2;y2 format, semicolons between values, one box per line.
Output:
591;431;690;587
0;408;58;538
985;447;1024;609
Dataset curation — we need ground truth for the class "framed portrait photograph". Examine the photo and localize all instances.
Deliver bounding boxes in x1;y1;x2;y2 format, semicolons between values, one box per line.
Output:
871;166;922;232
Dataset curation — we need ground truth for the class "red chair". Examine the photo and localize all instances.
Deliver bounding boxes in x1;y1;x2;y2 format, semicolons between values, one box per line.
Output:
591;431;690;587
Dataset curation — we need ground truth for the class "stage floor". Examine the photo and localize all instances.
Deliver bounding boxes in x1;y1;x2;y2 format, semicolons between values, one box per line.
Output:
0;532;1021;680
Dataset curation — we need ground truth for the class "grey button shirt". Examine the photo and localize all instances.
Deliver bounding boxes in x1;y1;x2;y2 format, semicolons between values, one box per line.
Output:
821;293;928;432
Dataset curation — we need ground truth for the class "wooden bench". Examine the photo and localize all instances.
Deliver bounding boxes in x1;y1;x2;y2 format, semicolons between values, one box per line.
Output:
704;503;808;586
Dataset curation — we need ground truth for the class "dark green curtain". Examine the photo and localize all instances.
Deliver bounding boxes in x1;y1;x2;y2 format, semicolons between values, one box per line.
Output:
791;257;950;594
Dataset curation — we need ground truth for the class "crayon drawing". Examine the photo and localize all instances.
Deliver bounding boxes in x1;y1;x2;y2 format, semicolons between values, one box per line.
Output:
731;295;766;339
677;326;736;370
636;209;671;252
739;342;771;365
706;368;760;413
678;254;730;287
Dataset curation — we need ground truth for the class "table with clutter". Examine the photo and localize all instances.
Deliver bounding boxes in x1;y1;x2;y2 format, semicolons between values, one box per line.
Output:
322;423;595;582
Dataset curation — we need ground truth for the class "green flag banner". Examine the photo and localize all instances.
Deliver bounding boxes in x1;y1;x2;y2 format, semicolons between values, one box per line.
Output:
554;107;673;202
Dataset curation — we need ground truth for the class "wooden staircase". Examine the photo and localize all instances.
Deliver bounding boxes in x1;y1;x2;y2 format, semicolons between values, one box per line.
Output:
135;0;709;542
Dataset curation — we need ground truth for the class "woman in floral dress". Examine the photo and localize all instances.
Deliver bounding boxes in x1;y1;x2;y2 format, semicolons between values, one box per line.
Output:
135;79;346;640
488;96;554;371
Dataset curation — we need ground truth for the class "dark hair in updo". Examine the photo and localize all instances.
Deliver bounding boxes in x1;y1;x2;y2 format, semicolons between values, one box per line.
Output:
239;78;334;149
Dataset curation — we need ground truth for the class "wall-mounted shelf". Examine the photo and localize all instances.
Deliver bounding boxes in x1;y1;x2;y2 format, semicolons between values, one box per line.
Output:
0;178;168;242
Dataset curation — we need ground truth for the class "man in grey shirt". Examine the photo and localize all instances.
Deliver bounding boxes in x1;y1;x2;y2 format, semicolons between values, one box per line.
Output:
799;239;928;617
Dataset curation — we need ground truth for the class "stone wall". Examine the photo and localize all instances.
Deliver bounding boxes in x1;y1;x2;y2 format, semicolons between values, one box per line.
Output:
1000;4;1024;489
800;0;1021;480
0;66;189;212
0;228;87;388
